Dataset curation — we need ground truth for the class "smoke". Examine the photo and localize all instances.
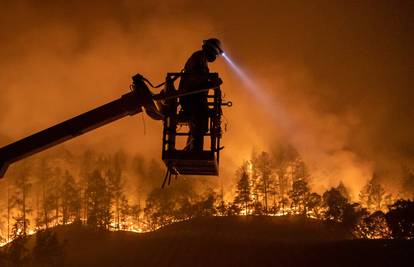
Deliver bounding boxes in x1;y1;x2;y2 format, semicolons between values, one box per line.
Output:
1;1;414;198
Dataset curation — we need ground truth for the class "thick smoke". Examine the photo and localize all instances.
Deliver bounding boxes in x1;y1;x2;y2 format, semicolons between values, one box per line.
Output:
0;1;413;198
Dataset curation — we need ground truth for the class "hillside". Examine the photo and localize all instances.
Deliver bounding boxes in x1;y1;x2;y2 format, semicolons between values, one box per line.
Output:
1;216;414;267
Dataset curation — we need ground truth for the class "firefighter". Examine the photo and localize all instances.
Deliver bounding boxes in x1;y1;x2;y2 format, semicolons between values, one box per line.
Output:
179;38;224;151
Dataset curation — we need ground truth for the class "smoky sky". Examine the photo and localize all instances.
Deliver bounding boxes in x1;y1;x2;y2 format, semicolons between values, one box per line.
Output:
0;0;413;197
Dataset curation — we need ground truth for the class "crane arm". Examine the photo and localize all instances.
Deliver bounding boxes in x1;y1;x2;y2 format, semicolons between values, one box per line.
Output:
0;91;143;178
0;74;157;178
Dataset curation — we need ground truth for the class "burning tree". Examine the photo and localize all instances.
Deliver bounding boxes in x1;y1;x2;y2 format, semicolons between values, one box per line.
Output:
60;171;81;224
252;152;274;214
106;154;126;230
85;169;112;229
306;192;322;218
354;211;391;239
11;163;32;238
35;160;62;229
359;173;386;212
233;162;252;215
191;192;218;217
289;179;310;215
273;144;301;215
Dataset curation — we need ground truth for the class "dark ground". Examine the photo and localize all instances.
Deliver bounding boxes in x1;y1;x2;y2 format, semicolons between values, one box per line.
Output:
1;216;413;267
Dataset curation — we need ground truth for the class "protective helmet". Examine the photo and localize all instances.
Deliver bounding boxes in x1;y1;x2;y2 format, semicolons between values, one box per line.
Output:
202;38;224;56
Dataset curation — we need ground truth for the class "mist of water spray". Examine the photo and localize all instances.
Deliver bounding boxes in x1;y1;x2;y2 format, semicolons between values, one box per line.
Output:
222;53;294;131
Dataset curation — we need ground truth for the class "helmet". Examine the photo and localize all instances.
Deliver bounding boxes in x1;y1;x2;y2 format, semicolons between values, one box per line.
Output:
202;38;224;56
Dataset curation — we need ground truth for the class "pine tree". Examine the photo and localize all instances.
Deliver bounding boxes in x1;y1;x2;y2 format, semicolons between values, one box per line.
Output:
60;171;81;224
35;159;63;228
233;163;252;215
130;203;141;230
106;155;125;230
36;158;54;229
144;188;175;230
51;167;62;226
277;170;290;215
273;144;300;214
119;196;130;230
252;152;274;214
11;163;32;238
289;179;310;215
86;169;112;229
6;179;12;242
79;150;98;224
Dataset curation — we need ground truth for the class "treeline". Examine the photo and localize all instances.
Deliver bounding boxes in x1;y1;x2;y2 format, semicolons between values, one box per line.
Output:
0;147;166;245
142;145;414;240
229;157;414;239
1;144;414;248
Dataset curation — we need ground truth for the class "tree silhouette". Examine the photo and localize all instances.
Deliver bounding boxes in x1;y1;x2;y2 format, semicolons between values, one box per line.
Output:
144;182;195;229
86;169;112;229
37;165;62;229
11;163;32;238
252;152;274;214
60;171;81;224
106;164;124;230
233;163;252;215
79;150;97;223
129;203;141;230
6;180;12;242
289;179;310;215
35;158;54;229
322;188;348;222
386;199;414;239
342;203;367;234
193;192;218;217
275;166;289;215
272;145;301;215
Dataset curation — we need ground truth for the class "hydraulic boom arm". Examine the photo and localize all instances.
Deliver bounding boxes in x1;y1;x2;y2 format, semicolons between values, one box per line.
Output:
0;74;159;178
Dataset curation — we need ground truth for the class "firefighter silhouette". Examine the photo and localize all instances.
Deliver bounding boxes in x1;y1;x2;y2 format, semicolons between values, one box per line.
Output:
179;38;224;151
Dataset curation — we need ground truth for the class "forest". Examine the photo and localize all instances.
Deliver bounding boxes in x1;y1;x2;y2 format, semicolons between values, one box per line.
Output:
1;143;413;251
